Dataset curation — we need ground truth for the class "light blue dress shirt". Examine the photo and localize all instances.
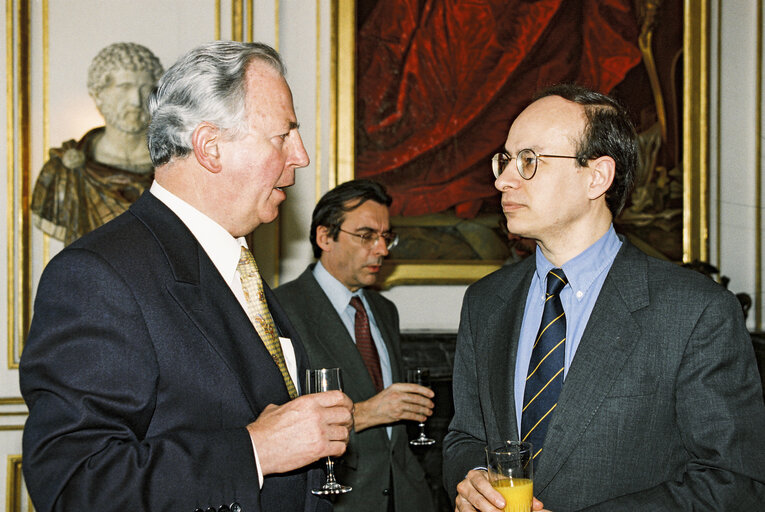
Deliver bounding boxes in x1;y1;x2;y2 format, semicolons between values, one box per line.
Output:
513;225;622;435
312;261;393;390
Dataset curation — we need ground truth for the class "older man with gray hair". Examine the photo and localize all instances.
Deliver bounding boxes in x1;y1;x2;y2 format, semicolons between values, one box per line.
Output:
21;40;353;512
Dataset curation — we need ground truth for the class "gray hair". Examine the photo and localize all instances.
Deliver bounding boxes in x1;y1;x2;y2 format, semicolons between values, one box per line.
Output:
87;42;163;98
147;40;286;167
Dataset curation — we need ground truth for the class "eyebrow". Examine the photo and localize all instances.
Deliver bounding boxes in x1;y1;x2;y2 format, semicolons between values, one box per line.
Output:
352;226;392;234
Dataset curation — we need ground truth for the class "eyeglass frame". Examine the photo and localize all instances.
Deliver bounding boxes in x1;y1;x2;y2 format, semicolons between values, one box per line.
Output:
492;148;581;180
337;227;399;250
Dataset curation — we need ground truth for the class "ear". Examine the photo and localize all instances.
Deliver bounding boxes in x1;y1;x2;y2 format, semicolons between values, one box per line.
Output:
316;225;333;253
587;155;616;201
191;122;222;173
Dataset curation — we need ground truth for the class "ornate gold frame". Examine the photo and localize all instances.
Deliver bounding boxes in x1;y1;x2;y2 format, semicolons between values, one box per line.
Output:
334;0;709;288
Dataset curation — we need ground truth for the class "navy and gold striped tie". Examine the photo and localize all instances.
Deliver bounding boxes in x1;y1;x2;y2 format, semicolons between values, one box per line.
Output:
521;268;568;460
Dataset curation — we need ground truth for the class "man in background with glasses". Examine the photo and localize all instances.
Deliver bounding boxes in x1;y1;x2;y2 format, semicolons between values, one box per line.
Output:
275;179;436;512
443;84;765;511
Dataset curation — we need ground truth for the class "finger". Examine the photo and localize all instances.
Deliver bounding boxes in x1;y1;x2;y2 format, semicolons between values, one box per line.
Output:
467;470;504;510
455;493;478;511
394;407;432;423
305;390;352;408
326;439;350;458
391;382;434;398
456;480;499;512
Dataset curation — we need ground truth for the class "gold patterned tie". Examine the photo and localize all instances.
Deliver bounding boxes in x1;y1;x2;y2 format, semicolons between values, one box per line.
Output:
237;246;298;399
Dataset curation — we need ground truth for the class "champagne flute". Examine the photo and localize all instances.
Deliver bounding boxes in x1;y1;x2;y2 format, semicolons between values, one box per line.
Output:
305;368;352;495
407;367;436;446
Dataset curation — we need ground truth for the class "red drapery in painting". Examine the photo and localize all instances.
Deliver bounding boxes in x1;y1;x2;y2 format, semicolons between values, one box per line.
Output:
356;0;643;218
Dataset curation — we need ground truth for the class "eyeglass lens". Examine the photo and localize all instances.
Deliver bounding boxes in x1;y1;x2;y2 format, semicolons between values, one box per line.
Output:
492;149;537;180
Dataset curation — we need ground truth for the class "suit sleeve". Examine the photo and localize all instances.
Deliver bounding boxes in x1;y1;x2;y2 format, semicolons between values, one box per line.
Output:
20;249;260;512
442;288;490;501
583;289;765;511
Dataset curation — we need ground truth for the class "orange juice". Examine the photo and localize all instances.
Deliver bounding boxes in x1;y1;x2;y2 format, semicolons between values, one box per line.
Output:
492;478;533;512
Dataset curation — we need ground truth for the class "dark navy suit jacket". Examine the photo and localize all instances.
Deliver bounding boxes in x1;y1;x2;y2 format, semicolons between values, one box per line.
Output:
20;191;329;512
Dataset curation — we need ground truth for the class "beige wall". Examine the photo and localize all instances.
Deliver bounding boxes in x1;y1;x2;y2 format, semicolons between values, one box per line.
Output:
1;0;762;508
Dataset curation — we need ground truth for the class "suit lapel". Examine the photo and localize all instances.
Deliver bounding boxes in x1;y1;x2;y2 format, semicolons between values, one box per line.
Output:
488;259;535;442
533;241;649;492
295;270;379;400
130;193;291;414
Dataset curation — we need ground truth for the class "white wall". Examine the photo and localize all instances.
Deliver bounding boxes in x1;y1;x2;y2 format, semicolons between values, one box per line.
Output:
708;1;764;330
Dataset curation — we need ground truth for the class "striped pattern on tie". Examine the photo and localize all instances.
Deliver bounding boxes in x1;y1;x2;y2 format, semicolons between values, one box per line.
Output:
349;296;384;392
237;246;298;399
521;268;568;460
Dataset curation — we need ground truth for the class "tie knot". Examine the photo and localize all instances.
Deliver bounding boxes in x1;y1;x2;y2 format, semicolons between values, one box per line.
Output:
546;268;568;295
349;295;365;313
238;246;259;277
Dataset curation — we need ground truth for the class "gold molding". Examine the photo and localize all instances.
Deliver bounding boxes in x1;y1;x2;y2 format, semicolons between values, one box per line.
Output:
247;0;254;42
0;398;24;406
334;0;354;186
377;261;503;289
6;0;15;369
7;0;32;369
683;0;709;264
215;0;221;40
5;455;30;512
232;0;243;41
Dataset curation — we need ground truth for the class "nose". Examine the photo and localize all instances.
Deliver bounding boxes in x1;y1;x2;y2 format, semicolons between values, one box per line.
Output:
128;86;142;107
372;235;389;257
290;130;310;168
494;165;520;191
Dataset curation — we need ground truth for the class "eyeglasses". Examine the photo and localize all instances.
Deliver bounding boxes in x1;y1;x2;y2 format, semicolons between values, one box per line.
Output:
492;148;580;180
338;228;399;250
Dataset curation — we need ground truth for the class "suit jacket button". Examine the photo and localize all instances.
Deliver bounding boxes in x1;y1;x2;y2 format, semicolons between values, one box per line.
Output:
382;488;391;496
194;509;204;512
218;506;230;512
205;508;216;512
230;502;243;512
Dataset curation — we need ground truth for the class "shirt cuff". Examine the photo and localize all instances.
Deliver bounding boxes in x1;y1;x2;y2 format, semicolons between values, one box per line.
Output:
251;436;264;487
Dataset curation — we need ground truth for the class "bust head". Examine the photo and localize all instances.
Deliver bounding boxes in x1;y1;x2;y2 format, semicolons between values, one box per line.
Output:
87;43;164;135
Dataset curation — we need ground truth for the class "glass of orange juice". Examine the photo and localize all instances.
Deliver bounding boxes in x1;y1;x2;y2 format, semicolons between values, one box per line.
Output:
485;441;533;512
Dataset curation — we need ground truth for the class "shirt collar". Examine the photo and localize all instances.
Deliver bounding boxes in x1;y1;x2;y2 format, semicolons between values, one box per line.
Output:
534;224;622;301
313;260;362;313
150;180;246;285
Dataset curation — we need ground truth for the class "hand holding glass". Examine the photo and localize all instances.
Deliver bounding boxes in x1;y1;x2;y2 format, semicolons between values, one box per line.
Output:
485;441;533;512
406;367;436;446
305;368;352;495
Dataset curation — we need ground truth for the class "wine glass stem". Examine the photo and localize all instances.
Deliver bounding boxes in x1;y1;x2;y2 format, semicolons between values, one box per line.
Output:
325;456;338;484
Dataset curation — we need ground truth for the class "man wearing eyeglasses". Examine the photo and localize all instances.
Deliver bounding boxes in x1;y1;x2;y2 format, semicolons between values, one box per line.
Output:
443;84;765;511
275;179;436;512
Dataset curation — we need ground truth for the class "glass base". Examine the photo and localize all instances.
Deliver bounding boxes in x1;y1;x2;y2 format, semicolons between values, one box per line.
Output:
410;435;436;446
311;483;353;495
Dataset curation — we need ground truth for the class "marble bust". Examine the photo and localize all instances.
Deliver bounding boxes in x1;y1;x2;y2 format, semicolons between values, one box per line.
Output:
31;42;163;245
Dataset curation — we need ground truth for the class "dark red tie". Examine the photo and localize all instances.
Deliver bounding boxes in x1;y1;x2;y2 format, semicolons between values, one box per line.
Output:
349;296;384;392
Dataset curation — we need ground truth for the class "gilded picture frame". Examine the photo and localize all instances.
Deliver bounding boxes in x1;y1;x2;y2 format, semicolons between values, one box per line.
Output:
333;0;709;289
